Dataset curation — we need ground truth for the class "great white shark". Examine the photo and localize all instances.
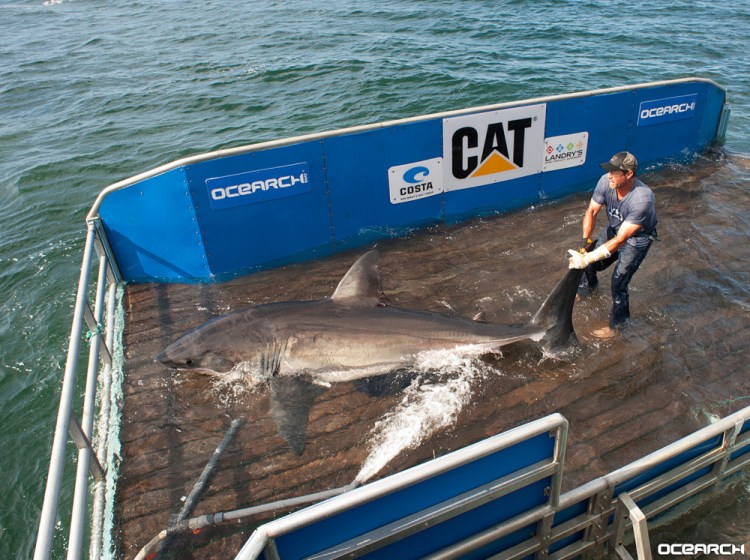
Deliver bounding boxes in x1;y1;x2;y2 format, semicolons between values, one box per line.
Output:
157;250;582;453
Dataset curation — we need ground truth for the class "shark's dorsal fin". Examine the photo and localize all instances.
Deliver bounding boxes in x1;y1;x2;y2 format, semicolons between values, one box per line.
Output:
331;250;386;306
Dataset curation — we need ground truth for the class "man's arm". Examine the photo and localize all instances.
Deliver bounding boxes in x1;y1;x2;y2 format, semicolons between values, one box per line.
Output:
582;199;603;242
602;221;642;254
569;220;643;269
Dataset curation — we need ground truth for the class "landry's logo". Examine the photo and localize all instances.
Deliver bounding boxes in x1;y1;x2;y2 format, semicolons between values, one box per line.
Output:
443;104;546;191
543;132;588;171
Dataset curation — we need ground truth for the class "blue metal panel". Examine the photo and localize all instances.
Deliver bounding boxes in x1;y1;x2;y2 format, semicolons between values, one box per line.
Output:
185;143;333;278
323;120;444;249
443;173;542;223
546;498;589;554
95;80;727;283
272;432;555;559
541;90;633;200
364;480;549;560
98;168;208;282
613;435;723;501
629;83;707;165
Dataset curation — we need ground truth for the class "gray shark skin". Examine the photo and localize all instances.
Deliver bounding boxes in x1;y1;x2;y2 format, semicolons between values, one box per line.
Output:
157;251;581;453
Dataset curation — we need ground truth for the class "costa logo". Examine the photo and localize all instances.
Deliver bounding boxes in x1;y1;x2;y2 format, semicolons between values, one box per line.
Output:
388;158;443;205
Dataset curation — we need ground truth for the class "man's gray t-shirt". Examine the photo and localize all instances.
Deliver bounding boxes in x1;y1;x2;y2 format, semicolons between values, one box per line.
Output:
592;174;657;248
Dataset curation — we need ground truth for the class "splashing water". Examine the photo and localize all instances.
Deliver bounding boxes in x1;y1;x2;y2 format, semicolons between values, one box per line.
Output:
207;361;268;407
356;346;497;483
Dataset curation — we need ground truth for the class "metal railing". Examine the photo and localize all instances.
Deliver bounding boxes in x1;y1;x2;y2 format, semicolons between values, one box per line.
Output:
234;406;750;560
34;219;122;560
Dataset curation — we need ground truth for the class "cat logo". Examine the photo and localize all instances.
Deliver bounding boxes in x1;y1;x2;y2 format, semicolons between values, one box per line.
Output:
443;104;546;191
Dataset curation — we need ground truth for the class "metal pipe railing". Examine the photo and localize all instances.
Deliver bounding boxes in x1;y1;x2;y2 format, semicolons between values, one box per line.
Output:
67;254;109;559
34;223;97;560
233;407;750;560
34;220;120;560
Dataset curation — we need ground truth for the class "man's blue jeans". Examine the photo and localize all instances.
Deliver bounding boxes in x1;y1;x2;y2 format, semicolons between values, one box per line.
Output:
581;227;653;328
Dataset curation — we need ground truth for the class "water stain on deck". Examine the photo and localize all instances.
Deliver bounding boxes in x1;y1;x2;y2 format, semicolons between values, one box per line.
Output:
115;154;750;558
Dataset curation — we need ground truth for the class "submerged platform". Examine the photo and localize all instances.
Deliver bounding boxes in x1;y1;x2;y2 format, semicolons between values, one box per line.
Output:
115;156;750;558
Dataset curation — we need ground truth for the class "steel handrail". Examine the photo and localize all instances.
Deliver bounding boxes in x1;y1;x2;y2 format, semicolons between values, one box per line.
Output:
34;220;120;560
233;406;750;560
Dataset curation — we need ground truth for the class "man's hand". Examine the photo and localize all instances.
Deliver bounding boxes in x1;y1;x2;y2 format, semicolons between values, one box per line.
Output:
568;245;612;269
579;238;593;253
568;250;588;269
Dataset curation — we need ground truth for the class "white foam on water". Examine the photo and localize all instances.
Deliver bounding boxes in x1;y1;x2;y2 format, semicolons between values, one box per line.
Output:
356;346;492;483
208;361;268;407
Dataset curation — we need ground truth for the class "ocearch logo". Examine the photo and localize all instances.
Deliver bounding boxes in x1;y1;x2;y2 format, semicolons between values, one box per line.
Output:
657;543;745;556
206;163;311;210
210;173;308;200
637;94;698;127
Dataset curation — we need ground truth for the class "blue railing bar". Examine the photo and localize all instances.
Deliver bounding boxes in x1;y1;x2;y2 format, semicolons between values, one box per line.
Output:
627;448;725;503
640;472;718;522
67;253;110;560
85;78;725;223
424;423;567;560
554;407;750;513
548;540;595;560
90;280;119;560
724;451;750;477
313;460;561;560
422;505;554;560
34;222;97;560
600;408;750;491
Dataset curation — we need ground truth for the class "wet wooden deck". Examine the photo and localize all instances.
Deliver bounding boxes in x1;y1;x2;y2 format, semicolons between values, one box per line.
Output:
114;157;750;559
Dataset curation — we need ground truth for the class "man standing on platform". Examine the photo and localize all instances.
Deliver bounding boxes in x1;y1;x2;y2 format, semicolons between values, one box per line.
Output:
567;151;658;338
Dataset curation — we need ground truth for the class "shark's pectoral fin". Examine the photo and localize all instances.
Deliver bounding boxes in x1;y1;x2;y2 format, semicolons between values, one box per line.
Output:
269;375;326;455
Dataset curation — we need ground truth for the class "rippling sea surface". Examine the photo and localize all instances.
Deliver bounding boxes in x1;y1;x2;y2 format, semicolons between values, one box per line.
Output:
1;1;749;558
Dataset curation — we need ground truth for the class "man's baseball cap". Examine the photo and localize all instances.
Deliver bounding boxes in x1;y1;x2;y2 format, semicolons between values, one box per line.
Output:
601;151;638;173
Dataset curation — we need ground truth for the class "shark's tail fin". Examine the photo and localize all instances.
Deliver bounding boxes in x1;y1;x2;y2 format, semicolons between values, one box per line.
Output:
528;268;583;349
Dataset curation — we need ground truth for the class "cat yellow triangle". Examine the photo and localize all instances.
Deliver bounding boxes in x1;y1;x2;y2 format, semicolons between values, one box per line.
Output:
471;151;517;177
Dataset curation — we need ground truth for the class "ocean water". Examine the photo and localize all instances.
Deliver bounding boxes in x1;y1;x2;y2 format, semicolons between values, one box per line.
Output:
1;0;749;558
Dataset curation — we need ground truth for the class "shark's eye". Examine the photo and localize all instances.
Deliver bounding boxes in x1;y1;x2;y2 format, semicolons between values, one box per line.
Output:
185;359;193;366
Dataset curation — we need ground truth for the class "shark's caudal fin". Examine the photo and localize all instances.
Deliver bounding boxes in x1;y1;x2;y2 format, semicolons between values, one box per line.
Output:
528;268;583;349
